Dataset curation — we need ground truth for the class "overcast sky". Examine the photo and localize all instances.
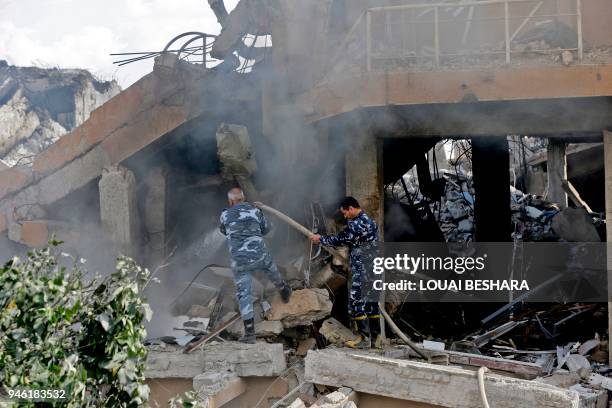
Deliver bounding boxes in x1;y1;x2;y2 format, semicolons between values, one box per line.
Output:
0;0;240;88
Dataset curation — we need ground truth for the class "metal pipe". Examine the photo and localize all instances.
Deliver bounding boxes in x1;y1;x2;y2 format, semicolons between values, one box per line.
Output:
366;11;372;72
434;6;440;67
379;303;427;359
576;0;583;61
504;1;511;63
369;0;552;13
510;1;543;42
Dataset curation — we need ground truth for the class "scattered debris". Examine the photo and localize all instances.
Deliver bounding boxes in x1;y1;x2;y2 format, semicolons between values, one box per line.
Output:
428;168;603;242
319;318;358;346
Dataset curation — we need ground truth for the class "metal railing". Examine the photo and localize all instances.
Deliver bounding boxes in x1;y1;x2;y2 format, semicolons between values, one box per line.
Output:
358;0;583;71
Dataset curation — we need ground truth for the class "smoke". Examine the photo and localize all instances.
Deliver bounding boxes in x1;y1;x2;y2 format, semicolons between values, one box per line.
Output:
3;0;601;342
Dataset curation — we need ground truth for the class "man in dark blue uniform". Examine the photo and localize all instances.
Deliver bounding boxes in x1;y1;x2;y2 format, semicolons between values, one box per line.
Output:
310;196;381;348
220;187;292;343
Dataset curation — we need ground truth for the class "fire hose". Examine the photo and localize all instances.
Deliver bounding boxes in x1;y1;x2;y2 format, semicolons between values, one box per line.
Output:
255;203;349;267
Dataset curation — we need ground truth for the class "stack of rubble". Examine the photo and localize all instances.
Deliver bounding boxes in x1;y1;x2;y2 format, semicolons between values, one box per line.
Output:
509;185;561;241
146;286;333;348
534;335;612;404
435;171;475;242
432;170;602;242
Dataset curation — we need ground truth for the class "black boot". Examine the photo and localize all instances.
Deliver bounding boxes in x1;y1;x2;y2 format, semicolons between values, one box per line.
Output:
369;315;382;349
345;317;371;349
239;318;256;344
279;282;292;303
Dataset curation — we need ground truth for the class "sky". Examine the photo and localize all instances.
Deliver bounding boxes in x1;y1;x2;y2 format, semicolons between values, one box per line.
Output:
0;0;240;88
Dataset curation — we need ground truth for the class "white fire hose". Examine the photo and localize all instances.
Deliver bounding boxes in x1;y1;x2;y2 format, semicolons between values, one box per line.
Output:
255;203;349;267
478;366;490;408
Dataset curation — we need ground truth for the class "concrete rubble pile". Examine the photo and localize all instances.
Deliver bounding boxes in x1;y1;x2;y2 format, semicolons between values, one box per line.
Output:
435;170;476;242
433;170;604;242
146;287;333;347
143;269;612;407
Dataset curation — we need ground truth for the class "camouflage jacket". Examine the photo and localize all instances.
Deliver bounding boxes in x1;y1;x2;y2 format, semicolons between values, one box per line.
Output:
220;202;271;267
319;211;379;251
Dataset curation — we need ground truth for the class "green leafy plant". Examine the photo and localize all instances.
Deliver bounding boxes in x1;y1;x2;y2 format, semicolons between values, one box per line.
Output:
0;240;151;407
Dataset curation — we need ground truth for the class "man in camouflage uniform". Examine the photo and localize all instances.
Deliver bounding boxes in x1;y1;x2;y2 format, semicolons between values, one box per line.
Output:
220;187;292;343
311;196;381;349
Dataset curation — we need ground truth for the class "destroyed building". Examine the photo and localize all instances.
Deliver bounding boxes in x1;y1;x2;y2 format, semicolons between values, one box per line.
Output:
2;0;612;406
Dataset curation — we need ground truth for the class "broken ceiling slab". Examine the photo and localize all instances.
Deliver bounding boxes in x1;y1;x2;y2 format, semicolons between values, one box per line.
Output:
305;348;583;408
193;371;247;407
267;288;333;328
145;342;286;379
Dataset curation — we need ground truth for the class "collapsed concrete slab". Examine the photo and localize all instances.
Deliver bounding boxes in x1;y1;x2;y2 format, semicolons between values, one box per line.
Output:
267;288;333;328
145;342;286;379
193;371;247;406
305;349;583;408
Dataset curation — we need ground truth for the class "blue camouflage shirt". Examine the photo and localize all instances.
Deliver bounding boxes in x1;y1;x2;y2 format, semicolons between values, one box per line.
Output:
320;211;379;284
220;202;271;268
319;211;378;250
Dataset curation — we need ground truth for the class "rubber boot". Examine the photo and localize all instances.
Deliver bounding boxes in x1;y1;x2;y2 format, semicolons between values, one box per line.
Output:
238;318;256;344
279;282;292;303
345;317;371;349
369;315;383;349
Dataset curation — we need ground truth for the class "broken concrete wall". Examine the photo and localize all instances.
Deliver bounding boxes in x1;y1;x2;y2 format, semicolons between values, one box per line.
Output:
0;61;120;166
145;342;287;379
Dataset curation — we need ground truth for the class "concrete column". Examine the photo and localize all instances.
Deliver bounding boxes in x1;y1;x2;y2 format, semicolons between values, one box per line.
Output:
604;130;612;364
472;136;511;242
546;139;568;208
99;164;141;258
346;135;384;240
144;166;166;268
345;129;386;342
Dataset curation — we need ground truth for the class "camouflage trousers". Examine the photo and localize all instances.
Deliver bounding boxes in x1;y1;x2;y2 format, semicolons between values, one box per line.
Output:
232;252;284;321
348;244;380;319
